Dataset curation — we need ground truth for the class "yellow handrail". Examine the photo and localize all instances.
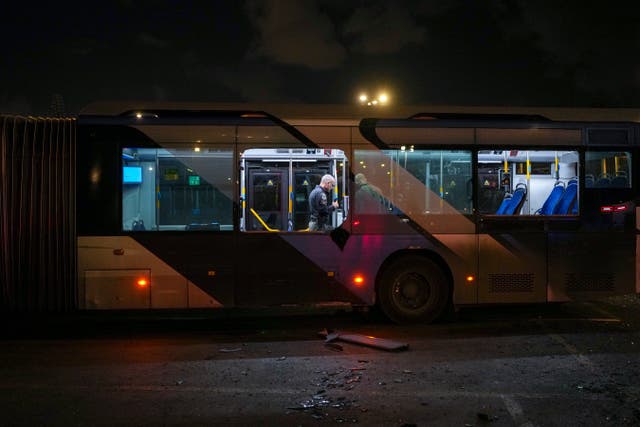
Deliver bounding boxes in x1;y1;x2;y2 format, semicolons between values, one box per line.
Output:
249;208;280;232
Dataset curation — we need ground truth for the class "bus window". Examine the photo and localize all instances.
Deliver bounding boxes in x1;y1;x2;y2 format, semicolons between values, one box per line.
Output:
240;148;348;232
122;146;234;231
478;150;579;215
585;151;632;188
354;148;472;215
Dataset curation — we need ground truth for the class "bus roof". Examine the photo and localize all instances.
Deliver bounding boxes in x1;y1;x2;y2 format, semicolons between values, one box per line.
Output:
80;101;640;124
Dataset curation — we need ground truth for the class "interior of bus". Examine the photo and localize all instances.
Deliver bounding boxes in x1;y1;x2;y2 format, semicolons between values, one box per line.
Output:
120;145;633;232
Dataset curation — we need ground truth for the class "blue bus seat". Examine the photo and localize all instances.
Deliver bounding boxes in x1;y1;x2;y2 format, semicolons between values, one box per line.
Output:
536;181;565;215
495;195;513;215
553;180;577;214
496;183;527;215
504;183;527;214
585;174;595;187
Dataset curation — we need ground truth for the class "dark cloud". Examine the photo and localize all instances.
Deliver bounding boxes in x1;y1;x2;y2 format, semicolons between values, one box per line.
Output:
343;3;426;54
498;1;640;105
137;32;170;49
0;1;638;114
245;0;346;69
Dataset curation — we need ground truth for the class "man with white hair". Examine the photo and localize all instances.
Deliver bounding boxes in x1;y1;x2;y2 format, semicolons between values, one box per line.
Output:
308;174;339;231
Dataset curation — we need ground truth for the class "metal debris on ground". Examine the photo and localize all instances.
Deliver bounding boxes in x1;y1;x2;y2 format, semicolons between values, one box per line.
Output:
287;366;367;421
218;347;242;352
318;328;409;351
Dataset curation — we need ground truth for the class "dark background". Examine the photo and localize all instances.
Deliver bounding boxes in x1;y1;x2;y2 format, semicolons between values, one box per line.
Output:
1;0;638;115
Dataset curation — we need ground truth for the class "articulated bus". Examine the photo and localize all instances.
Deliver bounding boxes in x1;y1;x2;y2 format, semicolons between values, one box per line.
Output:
77;103;640;323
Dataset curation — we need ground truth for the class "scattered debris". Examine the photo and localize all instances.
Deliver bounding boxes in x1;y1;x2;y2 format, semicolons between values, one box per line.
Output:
325;342;344;352
219;347;242;353
288;366;365;421
277;356;287;361
477;412;498;422
319;328;409;351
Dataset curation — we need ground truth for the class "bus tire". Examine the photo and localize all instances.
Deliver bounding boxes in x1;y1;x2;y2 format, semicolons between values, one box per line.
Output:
378;255;450;324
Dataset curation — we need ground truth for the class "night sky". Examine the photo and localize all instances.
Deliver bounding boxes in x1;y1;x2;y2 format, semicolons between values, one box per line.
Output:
1;0;638;115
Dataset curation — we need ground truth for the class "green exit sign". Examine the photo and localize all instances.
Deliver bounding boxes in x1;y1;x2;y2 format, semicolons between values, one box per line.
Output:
188;175;200;186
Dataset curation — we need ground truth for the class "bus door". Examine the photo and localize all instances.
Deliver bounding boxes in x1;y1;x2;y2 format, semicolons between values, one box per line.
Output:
246;167;289;231
292;161;334;230
237;158;340;306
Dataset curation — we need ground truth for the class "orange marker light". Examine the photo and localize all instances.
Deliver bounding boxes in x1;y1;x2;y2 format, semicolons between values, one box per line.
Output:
353;275;365;286
137;279;149;288
466;275;475;283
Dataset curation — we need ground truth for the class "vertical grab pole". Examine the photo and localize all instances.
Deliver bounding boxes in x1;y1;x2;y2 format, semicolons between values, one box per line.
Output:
288;158;293;231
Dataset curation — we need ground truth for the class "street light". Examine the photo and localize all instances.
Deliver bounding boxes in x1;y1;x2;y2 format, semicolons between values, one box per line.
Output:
358;91;390;106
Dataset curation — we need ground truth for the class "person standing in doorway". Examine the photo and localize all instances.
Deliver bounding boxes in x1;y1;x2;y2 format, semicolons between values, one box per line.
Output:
308;174;339;231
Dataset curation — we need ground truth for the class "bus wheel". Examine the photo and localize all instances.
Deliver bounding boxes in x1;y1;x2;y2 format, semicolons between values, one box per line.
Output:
378;255;450;324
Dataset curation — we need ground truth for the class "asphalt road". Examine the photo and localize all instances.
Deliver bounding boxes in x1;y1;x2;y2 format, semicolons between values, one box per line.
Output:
1;296;640;426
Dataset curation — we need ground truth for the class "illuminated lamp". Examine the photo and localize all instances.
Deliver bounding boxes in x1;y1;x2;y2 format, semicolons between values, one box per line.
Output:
353;274;365;286
137;278;149;288
600;204;628;213
466;275;475;283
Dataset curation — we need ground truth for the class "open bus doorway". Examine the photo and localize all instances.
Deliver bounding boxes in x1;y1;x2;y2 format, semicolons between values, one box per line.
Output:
240;148;348;232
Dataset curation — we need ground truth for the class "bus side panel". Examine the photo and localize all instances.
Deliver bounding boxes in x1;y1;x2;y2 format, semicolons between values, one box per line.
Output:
548;232;635;301
78;236;227;309
131;233;236;307
236;233;355;306
431;234;478;305
478;232;547;304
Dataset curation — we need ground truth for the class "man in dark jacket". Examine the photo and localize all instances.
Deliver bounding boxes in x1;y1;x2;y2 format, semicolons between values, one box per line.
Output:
355;173;385;214
308;174;339;231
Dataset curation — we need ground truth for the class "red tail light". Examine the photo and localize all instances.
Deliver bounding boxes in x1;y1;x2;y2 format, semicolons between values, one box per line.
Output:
600;204;628;213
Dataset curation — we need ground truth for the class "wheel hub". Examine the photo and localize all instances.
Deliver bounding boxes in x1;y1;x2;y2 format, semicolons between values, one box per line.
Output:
393;272;430;309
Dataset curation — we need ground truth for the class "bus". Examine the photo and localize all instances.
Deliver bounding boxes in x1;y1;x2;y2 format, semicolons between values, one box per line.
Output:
75;103;640;323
